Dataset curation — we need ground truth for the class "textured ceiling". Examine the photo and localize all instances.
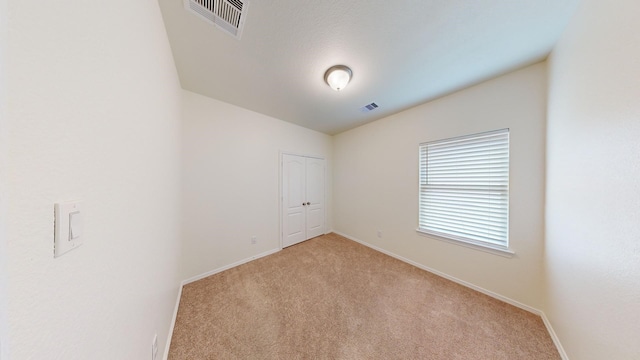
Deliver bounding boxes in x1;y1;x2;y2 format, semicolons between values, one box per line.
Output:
158;0;580;135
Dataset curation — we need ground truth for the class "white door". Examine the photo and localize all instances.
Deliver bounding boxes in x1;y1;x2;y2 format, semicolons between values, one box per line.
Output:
305;157;325;239
282;154;325;248
282;155;306;247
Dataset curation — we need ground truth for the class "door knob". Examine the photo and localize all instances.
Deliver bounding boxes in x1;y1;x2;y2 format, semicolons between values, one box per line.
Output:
306;202;311;205
302;203;306;206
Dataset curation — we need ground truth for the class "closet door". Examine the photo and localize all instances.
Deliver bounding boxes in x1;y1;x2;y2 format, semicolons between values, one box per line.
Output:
281;154;325;248
282;154;306;248
305;157;325;239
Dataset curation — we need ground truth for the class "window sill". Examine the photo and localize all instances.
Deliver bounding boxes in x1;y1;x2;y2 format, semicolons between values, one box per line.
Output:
416;229;515;258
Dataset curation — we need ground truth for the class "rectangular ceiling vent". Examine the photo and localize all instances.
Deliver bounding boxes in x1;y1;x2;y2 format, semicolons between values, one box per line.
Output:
360;102;379;113
184;0;249;39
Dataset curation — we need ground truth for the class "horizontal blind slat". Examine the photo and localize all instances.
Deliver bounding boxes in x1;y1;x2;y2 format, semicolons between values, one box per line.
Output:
421;208;508;224
421;197;508;209
420;214;508;233
427;153;508;164
428;143;509;157
422;224;507;243
420;227;507;247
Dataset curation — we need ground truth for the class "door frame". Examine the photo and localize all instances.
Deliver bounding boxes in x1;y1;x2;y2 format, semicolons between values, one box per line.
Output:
279;151;327;250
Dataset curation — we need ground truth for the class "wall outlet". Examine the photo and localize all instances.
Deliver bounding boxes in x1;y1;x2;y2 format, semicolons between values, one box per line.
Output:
377;230;382;238
251;236;257;245
151;334;158;360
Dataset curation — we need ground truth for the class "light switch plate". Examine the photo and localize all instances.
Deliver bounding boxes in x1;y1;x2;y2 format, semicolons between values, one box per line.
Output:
54;201;83;258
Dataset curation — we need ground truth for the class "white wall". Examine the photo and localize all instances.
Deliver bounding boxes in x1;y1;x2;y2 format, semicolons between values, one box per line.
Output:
333;63;547;309
545;0;640;358
181;90;333;279
5;0;183;359
0;0;8;357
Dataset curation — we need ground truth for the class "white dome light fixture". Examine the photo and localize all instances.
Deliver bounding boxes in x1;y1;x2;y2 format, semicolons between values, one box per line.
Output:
324;65;352;91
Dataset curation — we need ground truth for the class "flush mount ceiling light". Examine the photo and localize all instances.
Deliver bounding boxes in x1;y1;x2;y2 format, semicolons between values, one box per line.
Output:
324;65;352;91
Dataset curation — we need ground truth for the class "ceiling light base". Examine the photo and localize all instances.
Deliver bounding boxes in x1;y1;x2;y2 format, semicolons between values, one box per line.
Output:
324;65;352;91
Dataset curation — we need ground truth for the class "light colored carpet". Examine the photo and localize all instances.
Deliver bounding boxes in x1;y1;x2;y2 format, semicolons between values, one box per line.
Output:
169;233;559;359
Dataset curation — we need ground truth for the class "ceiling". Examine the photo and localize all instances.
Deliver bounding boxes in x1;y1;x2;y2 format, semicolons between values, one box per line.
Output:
158;0;580;135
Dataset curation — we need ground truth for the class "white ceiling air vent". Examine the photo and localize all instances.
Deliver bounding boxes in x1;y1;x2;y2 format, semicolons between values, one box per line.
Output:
360;102;379;113
184;0;249;39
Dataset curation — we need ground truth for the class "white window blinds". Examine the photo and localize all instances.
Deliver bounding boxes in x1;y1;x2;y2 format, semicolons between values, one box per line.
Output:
419;129;509;249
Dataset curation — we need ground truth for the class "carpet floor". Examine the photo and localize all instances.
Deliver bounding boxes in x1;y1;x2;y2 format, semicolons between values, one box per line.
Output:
168;233;559;359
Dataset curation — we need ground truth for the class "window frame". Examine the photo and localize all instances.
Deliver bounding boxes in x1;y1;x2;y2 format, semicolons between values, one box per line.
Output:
416;129;514;256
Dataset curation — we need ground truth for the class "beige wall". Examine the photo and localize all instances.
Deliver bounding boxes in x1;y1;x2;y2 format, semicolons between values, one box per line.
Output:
5;1;183;358
181;90;333;280
333;63;547;309
0;0;7;356
545;0;640;358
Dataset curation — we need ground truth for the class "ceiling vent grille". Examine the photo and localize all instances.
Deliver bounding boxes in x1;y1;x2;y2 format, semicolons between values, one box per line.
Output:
360;102;379;113
184;0;249;39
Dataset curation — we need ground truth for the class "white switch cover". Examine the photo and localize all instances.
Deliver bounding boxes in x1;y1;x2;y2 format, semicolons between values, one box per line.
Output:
54;201;83;258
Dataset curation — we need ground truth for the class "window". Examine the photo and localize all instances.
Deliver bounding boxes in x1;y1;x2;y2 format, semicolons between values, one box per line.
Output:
418;129;510;252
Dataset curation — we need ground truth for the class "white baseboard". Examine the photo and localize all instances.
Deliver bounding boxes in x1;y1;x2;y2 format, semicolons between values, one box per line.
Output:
163;283;182;360
540;312;569;360
332;230;569;359
182;248;281;285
